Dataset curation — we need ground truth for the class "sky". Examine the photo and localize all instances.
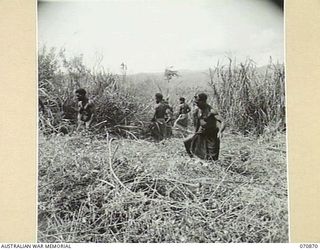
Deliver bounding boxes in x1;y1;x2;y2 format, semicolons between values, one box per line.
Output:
38;0;284;74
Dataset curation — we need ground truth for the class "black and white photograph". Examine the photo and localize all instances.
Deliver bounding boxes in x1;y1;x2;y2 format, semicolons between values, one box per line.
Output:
38;0;287;243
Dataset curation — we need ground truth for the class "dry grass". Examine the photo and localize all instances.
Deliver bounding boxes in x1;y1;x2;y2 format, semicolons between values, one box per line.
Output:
38;131;288;243
207;59;285;135
38;47;286;137
38;47;287;243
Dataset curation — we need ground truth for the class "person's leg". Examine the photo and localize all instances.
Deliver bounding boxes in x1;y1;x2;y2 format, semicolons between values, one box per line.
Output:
77;121;85;132
85;121;90;130
167;123;173;138
184;136;194;157
206;138;220;161
151;122;161;141
157;122;163;141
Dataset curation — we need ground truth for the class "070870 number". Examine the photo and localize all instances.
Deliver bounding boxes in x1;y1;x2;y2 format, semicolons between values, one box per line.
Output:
300;244;319;248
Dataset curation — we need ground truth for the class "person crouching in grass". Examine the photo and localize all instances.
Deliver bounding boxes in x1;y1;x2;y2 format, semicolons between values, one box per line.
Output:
184;93;225;161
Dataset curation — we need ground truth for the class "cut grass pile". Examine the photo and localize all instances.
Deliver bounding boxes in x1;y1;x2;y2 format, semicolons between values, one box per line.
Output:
38;132;288;242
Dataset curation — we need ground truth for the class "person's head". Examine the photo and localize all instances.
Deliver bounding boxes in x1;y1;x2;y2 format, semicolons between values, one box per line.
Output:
195;93;207;109
75;88;87;101
179;97;185;104
155;93;163;103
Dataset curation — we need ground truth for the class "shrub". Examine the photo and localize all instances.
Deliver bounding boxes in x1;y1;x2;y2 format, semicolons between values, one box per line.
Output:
38;46;149;136
207;59;285;135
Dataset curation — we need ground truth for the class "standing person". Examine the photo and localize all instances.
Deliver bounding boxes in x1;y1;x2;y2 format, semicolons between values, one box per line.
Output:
184;93;225;161
75;88;95;131
174;97;191;128
164;98;174;137
151;93;172;141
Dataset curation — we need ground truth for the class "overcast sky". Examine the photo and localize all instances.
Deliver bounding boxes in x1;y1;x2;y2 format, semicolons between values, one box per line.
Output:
38;0;283;74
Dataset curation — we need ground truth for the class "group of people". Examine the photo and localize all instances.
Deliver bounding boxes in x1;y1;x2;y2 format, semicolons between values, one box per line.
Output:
151;92;225;161
151;93;192;141
75;88;225;161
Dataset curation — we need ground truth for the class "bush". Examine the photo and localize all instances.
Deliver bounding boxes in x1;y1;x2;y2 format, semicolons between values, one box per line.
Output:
39;47;285;137
38;46;149;136
207;59;285;135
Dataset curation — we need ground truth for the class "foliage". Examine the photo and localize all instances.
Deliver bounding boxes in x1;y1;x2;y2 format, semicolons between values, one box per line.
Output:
207;59;285;135
38;46;285;137
38;46;148;136
164;67;180;83
38;47;288;243
38;132;288;243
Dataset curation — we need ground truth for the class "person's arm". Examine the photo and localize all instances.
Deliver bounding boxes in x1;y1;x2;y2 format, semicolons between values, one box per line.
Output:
199;112;223;135
165;107;173;123
86;103;95;129
215;114;226;138
151;105;157;122
198;114;214;134
77;115;82;131
176;105;182;118
76;102;82;131
193;109;199;132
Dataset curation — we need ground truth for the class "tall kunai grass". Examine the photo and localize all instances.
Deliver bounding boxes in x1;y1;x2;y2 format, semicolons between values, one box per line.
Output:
38;46;287;243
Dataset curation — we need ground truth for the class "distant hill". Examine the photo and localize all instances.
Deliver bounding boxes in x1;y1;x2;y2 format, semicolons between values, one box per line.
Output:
125;64;280;91
126;69;211;89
